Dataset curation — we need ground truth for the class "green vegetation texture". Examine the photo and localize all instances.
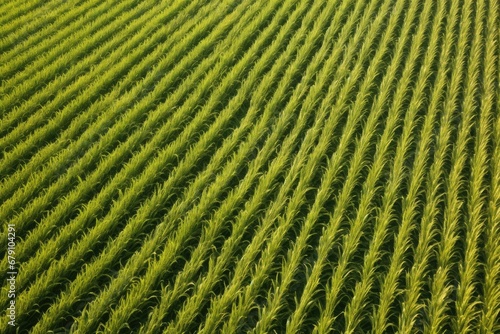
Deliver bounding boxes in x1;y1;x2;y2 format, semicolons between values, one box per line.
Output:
0;0;499;332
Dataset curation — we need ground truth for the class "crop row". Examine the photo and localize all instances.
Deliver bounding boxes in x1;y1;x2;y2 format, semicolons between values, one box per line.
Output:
1;0;498;332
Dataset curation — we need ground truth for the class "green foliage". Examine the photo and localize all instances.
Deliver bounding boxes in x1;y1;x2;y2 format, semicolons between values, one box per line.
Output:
0;0;497;332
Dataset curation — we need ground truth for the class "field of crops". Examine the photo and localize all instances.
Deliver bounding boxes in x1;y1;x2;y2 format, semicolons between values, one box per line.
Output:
1;0;499;332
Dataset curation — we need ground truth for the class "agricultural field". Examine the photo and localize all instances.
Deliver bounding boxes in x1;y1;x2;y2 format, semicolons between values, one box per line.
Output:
0;0;499;332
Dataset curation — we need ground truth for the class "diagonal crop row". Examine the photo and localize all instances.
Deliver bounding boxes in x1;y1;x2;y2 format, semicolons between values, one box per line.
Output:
311;0;425;331
137;0;370;328
0;0;497;332
0;0;307;331
0;0;236;277
0;0;80;51
0;0;53;29
370;0;463;331
478;1;500;331
427;0;485;332
0;0;151;99
281;0;411;331
95;0;338;331
117;0;376;332
30;0;306;332
0;0;240;248
0;0;279;287
0;0;205;157
342;1;446;332
0;0;256;308
221;0;397;331
0;0;123;82
0;0;158;120
0;0;251;240
160;0;380;330
395;0;475;331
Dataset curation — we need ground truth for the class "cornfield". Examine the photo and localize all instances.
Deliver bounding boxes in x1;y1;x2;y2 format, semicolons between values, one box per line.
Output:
1;0;499;332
